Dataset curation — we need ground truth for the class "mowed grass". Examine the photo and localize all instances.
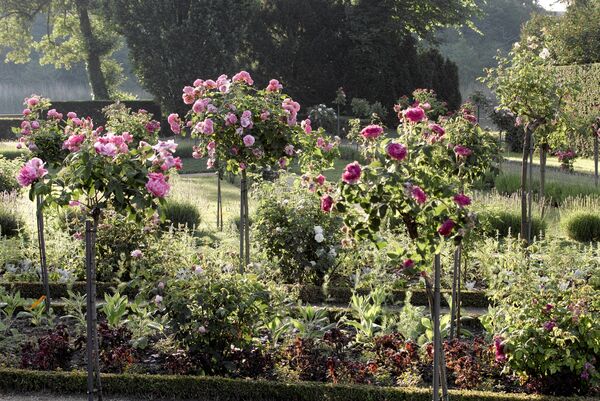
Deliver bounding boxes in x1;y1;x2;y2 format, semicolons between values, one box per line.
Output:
503;151;598;176
0;141;27;160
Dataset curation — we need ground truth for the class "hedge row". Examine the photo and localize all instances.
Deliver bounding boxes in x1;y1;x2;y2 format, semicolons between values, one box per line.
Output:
0;117;19;141
0;368;592;401
298;285;489;307
0;282;490;308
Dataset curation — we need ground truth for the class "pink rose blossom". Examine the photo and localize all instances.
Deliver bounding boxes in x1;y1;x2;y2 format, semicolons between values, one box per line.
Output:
196;118;214;135
428;123;445;136
207;159;215;169
315;174;326;186
146;172;170;198
232;70;254;85
243;134;255;147
193;79;204;87
47;109;62;120
453;193;471;207
342;161;362;184
17;158;47;187
22;108;31;116
410;185;427;204
63;134;85;152
241;110;253;129
387;143;407;161
225;112;238;126
403;107;426;123
260;110;270;121
278;158;287;169
437;219;455;237
321;194;334;212
94;142;118;157
26;97;39;107
68;200;81;207
402;259;415;269
266;79;283;92
31;121;40;130
301;119;312;134
131;249;143;258
454;145;472;158
67;112;77;119
360;124;384;139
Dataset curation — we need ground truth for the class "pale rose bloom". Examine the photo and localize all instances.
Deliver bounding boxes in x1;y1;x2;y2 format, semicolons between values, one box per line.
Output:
314;233;325;243
94;142;118;157
232;70;254;85
131;249;143;258
154;295;163;304
243;134;255;147
145;172;170;198
240;110;253;129
266;79;283;92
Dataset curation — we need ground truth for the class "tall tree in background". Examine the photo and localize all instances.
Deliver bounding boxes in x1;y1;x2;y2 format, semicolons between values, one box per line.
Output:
438;0;541;95
109;0;477;115
0;0;123;99
105;0;256;113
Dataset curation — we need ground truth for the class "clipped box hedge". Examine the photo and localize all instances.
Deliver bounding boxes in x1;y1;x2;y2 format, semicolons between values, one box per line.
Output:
0;368;593;401
52;100;161;128
0;281;490;308
298;285;489;308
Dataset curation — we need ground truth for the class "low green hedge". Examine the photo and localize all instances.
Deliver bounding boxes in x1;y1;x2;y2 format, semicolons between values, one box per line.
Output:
298;285;490;308
0;282;490;308
0;368;592;401
561;211;600;243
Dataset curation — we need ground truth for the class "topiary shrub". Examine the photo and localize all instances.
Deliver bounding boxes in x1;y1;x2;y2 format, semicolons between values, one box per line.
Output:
562;212;600;243
478;209;546;238
0;155;20;193
161;199;201;229
0;208;24;238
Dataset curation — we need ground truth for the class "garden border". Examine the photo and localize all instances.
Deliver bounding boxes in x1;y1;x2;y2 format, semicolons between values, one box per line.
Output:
0;368;593;401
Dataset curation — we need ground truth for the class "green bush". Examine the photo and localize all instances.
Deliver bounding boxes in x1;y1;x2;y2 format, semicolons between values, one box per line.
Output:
161;199;201;229
0;155;20;193
350;98;387;119
163;270;287;375
254;178;343;285
562;212;600;242
478;209;546;238
0;208;23;238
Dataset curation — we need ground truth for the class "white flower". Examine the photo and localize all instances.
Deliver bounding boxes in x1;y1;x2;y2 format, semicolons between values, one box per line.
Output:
465;281;476;291
539;48;550;60
558;281;569;291
154;294;163;304
310;261;316;266
328;248;337;258
194;265;204;275
314;233;324;243
513;42;521;49
313;225;323;234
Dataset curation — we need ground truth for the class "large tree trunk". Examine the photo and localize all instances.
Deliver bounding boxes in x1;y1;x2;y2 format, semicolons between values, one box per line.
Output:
594;134;598;187
520;127;532;243
75;0;110;100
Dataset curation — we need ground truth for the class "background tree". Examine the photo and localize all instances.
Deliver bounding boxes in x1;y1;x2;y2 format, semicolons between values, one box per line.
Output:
0;0;125;99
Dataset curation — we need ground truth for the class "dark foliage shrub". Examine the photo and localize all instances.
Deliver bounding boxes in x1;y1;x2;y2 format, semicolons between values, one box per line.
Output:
20;325;73;371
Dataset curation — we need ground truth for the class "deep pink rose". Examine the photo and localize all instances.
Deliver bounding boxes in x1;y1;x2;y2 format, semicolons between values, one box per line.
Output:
494;337;506;362
403;107;426;123
402;259;415;269
342;161;362;184
360;124;384;139
225;112;238;126
437;219;455;237
146;172;170;198
428;123;445;136
63;134;85;152
387;143;407;161
321;194;334;212
410;185;427;204
27;97;39;107
315;174;326;186
454;145;472;158
453;193;471;207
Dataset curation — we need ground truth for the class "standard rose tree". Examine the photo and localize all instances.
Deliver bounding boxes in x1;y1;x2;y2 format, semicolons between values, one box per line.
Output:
22;111;180;401
319;103;486;401
174;71;338;269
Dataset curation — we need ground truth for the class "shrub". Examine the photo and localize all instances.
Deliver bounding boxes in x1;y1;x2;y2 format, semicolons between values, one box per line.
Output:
161;199;201;229
478;209;546;238
350;98;387;119
0;155;20;193
0;207;24;238
490;109;524;153
20;325;73;371
253;178;343;285
562;212;600;242
307;104;337;133
163;269;286;375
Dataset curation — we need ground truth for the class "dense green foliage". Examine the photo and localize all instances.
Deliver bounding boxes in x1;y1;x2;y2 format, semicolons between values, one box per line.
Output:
562;212;600;243
105;0;470;113
0;207;23;238
160;199;201;230
0;155;20;193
